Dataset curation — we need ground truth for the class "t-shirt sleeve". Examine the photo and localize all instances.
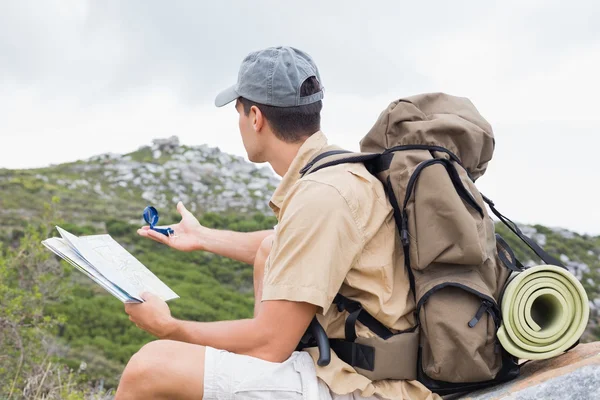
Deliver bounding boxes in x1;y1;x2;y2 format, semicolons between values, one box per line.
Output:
261;180;365;314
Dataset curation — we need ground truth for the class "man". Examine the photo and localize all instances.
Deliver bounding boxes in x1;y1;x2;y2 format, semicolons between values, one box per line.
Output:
115;46;439;400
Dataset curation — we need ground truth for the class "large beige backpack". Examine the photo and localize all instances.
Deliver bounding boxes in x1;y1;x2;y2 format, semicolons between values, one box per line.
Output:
298;93;567;395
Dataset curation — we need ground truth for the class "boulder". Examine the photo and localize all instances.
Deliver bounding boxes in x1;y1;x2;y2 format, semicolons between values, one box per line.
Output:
454;342;600;400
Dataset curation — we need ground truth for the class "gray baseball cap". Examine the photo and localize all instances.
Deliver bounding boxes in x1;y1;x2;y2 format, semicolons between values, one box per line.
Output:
215;46;324;108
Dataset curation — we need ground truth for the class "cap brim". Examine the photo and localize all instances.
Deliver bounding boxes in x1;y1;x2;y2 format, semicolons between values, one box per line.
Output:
214;85;239;107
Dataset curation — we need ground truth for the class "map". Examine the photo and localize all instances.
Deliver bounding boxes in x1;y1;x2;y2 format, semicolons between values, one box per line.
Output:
42;226;179;303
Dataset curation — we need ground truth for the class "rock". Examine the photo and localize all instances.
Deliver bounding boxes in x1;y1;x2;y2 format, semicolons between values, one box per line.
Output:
152;136;180;151
520;225;537;237
455;342;600;400
550;227;576;240
565;261;590;280
533;233;546;246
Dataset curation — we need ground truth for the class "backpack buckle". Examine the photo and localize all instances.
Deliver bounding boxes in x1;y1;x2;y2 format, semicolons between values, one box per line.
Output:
401;213;410;247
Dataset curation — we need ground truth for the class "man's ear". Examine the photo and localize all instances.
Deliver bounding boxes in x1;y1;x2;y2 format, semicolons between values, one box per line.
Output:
251;105;264;132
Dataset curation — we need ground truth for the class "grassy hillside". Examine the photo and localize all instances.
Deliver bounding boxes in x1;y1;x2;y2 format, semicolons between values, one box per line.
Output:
45;213;276;388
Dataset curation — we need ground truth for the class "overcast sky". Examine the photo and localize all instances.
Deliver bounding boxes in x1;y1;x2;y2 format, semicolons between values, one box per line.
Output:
1;0;599;234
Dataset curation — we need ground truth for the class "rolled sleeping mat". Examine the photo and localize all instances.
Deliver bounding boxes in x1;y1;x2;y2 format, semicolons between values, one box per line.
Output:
497;264;590;360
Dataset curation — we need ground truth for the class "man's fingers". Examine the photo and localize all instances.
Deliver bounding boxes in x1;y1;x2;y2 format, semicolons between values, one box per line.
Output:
140;291;156;301
148;229;173;244
138;228;170;245
177;201;193;218
137;227;152;237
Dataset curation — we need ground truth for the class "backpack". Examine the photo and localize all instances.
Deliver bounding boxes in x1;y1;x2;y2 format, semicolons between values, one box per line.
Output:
297;93;568;395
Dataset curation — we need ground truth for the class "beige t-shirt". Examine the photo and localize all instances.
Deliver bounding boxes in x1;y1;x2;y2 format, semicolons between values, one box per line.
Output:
262;132;440;400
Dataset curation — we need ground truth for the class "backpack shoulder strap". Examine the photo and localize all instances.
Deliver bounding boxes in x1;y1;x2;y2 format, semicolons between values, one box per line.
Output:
299;148;382;177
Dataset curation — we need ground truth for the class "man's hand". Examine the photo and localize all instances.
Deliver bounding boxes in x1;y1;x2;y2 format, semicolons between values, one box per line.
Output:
137;201;207;252
124;292;177;338
138;201;274;265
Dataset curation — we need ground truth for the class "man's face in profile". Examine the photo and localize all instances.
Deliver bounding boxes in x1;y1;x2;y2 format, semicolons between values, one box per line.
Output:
235;99;265;163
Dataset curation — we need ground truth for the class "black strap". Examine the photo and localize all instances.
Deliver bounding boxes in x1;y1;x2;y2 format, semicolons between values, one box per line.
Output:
443;159;483;216
482;195;565;268
329;339;375;371
385;176;417;303
495;234;526;272
302;153;382;177
384;144;479;182
345;308;362;342
334;294;394;340
365;152;394;174
384;144;462;165
299;150;353;175
402;158;483;217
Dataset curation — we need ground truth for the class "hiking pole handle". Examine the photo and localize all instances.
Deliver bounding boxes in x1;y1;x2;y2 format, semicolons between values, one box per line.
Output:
309;317;331;366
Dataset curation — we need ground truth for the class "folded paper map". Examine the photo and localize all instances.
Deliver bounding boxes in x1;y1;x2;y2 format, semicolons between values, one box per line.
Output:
42;226;178;303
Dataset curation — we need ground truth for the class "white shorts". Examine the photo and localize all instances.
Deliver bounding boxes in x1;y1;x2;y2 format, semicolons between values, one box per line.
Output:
203;347;381;400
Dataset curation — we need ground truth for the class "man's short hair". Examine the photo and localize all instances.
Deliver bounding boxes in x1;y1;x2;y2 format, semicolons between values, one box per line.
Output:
239;76;322;143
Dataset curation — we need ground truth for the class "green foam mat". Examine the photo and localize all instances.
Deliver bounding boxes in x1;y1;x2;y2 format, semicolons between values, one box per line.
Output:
498;265;589;360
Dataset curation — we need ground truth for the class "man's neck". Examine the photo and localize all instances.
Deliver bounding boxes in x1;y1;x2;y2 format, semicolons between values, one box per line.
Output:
268;138;309;177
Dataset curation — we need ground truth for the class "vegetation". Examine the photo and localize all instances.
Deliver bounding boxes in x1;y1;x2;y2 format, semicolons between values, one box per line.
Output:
0;200;276;397
0;198;113;399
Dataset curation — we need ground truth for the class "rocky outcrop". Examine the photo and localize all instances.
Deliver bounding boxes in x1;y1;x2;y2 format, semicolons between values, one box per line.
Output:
455;342;600;400
73;136;279;214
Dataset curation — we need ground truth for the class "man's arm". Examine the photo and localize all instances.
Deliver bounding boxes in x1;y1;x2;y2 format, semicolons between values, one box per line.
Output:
166;301;315;362
138;201;273;265
125;293;315;363
200;228;274;265
252;234;274;317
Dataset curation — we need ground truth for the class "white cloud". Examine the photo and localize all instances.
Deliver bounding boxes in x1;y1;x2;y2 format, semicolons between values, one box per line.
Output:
0;84;243;168
1;0;599;234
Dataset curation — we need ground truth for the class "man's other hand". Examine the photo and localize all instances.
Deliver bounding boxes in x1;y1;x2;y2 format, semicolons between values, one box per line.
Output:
124;292;177;338
137;201;207;252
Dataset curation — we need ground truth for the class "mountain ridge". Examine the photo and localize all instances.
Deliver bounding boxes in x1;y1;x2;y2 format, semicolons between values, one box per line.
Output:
0;136;279;231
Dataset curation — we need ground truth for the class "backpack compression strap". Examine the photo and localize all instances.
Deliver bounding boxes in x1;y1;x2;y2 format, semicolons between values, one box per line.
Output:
481;195;566;268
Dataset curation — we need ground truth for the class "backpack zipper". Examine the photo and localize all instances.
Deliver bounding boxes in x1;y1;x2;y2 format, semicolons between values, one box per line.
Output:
468;301;494;328
468;300;499;328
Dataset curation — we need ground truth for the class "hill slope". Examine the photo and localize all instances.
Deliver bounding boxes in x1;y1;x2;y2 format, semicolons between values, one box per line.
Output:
0;136;279;230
